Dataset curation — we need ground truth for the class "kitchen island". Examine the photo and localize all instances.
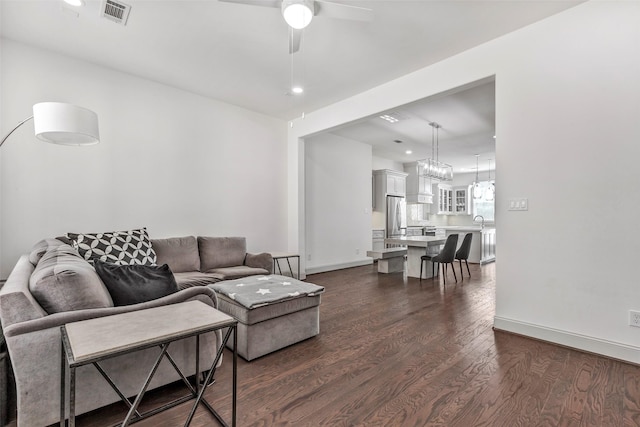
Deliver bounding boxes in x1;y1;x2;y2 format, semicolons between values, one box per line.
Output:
384;236;446;278
441;226;496;265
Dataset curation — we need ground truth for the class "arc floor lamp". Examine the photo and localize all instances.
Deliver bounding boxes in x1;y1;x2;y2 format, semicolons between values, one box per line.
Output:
0;102;100;148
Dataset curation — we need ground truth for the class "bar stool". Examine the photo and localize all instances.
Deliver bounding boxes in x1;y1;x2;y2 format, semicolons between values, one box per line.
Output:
420;233;458;284
455;233;473;279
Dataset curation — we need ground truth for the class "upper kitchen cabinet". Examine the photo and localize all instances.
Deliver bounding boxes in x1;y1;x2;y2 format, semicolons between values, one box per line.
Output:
404;161;433;204
373;169;408;211
453;186;471;214
432;183;453;214
431;184;471;215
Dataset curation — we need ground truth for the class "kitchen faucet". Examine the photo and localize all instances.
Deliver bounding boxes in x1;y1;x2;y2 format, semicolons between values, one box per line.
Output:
473;215;485;228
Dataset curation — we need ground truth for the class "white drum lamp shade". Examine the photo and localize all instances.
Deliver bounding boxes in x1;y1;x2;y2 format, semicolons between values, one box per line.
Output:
32;102;100;145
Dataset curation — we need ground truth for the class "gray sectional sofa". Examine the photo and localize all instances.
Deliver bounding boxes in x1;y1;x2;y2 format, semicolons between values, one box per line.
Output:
151;235;273;288
0;234;273;427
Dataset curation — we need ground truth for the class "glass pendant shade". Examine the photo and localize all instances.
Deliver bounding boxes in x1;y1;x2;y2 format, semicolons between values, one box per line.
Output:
473;182;483;199
485;183;495;201
485;159;494;201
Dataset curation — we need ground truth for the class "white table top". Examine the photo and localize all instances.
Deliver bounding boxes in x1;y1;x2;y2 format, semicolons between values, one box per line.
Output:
384;236;446;248
64;301;233;363
270;252;300;259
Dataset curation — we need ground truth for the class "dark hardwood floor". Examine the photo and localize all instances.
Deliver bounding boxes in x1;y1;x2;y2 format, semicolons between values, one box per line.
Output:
38;262;640;426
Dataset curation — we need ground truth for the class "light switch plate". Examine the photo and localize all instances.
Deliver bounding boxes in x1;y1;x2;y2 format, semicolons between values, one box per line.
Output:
508;198;528;211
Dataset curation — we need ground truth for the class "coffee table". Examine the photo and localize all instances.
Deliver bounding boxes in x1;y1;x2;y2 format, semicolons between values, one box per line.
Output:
60;300;237;426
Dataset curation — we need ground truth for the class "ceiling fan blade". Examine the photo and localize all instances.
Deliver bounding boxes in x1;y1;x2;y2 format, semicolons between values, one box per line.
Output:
218;0;280;9
289;28;302;54
314;0;373;22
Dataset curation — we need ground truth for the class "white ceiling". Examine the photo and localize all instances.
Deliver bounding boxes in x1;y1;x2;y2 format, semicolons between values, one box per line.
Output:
1;0;580;123
330;79;497;173
1;0;582;173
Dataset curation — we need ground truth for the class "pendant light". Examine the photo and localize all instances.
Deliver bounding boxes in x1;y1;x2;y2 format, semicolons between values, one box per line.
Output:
422;122;453;181
485;159;495;201
472;154;482;199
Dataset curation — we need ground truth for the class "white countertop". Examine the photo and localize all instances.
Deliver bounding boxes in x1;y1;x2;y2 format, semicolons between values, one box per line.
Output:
384;236;446;247
438;225;495;232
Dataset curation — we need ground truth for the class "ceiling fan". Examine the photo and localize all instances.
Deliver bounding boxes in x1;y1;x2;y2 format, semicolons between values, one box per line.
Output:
219;0;373;54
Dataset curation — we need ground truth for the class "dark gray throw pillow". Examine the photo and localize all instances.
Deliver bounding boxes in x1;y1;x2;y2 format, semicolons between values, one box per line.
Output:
94;260;179;306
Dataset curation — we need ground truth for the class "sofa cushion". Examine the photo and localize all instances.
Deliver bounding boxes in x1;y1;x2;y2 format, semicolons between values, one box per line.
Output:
68;228;157;266
198;237;246;272
151;236;200;273
94;260;179;306
208;266;269;281
29;244;114;314
173;272;224;290
244;252;273;273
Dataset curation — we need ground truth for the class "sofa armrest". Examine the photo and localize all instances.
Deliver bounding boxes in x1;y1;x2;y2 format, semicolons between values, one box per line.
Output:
3;286;218;339
4;285;221;427
245;252;273;274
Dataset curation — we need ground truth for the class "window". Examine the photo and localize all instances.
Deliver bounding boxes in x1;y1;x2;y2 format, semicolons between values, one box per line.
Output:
472;181;495;222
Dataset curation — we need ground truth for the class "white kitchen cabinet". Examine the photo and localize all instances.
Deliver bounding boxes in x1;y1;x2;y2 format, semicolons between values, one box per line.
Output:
372;229;385;252
480;228;496;264
432;184;453;214
453;186;470;215
373;169;408;211
386;173;406;196
403;162;433;204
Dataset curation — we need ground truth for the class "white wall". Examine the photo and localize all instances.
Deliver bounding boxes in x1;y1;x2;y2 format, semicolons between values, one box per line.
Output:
305;133;372;273
372;156;403;172
0;39;288;277
289;2;640;363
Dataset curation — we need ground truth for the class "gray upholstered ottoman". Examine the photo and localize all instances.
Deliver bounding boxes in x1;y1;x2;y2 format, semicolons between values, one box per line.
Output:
209;275;323;361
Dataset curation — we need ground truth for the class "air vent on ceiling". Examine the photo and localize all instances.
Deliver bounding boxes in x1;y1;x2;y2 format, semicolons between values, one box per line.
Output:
101;0;131;25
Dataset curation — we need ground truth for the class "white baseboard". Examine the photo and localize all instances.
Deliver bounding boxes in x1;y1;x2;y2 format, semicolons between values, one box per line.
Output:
493;316;640;365
305;259;373;275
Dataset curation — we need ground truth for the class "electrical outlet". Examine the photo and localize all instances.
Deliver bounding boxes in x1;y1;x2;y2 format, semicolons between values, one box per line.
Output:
355;248;360;255
307;254;311;261
629;310;640;327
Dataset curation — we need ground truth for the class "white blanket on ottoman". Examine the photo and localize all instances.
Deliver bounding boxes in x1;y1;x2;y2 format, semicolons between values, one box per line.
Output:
209;275;324;309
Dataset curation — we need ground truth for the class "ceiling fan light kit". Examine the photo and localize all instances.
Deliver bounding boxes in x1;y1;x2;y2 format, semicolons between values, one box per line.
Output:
282;0;314;29
220;0;372;54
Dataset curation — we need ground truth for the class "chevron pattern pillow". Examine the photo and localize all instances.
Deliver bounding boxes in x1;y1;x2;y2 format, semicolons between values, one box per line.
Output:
68;228;157;266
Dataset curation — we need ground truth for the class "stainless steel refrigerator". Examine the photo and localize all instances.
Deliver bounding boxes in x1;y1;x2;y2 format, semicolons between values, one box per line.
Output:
386;195;407;241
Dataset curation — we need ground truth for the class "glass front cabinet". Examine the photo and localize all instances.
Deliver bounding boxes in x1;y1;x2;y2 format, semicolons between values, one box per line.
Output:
453;186;471;215
431;184;453;214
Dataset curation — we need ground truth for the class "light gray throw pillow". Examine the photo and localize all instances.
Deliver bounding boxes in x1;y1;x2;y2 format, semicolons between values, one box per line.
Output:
29;244;114;314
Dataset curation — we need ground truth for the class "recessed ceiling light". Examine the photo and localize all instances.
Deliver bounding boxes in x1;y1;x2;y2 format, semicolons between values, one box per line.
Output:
405;150;412;154
380;114;399;123
493;135;496;139
291;86;304;94
64;0;84;6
